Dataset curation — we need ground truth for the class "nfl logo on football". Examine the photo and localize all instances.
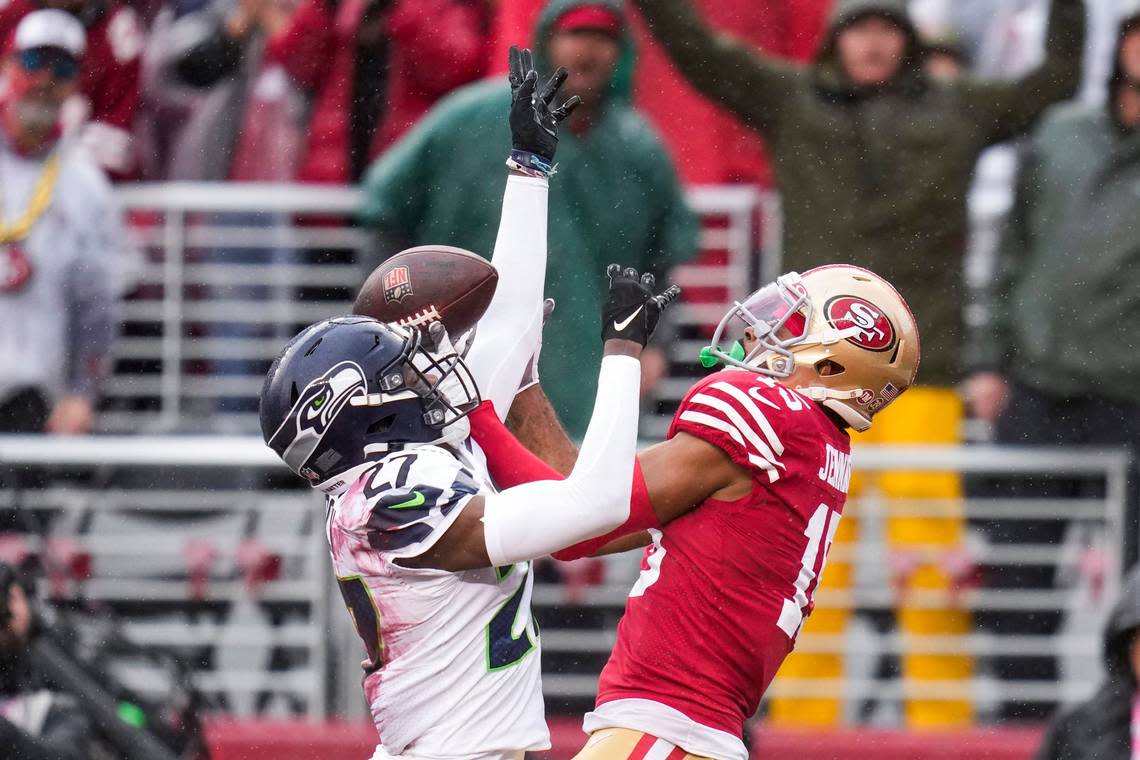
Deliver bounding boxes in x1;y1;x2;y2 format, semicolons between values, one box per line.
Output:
383;266;414;303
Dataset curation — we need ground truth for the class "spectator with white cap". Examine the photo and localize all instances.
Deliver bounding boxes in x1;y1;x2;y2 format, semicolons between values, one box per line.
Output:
0;0;145;179
0;9;124;439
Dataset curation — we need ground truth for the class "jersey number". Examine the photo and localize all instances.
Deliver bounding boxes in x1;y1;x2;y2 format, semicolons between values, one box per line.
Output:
486;564;537;671
629;529;665;598
337;566;536;676
337;575;384;672
776;504;839;639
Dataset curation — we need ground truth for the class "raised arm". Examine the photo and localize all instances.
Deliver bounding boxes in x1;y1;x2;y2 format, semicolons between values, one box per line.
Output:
964;136;1041;421
463;47;580;421
472;386;750;559
631;0;802;133
400;268;680;571
960;0;1086;146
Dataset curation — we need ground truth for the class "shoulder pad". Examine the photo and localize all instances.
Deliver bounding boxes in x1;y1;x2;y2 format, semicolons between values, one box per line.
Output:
337;447;480;559
668;369;810;483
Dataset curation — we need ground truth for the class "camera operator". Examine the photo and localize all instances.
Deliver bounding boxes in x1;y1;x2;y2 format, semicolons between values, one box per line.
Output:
0;563;93;760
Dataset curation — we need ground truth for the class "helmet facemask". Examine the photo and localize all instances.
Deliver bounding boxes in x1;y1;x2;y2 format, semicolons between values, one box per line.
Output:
706;273;864;376
705;273;812;375
350;324;480;441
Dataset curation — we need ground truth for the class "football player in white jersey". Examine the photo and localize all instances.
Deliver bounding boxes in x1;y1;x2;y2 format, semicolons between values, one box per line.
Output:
259;48;680;760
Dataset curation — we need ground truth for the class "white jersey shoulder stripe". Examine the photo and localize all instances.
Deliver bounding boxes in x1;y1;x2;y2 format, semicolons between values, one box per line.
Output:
707;381;785;455
687;392;786;472
677;410;781;483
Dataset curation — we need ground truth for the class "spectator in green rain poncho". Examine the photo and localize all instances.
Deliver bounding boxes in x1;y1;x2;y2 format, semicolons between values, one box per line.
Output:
359;0;697;438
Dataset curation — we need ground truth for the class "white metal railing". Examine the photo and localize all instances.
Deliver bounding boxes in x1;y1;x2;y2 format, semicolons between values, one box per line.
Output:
0;437;1131;723
532;445;1132;723
0;434;330;717
110;182;772;437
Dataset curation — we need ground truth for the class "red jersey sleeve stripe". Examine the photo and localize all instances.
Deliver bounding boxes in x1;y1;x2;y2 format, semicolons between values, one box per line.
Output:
677;410;782;483
707;381;786;455
687;392;786;471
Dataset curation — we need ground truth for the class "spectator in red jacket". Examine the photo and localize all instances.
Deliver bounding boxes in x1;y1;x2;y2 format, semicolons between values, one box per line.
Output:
266;0;490;184
0;0;143;178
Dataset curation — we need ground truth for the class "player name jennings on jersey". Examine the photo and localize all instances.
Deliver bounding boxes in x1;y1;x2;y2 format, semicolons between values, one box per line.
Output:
818;443;852;494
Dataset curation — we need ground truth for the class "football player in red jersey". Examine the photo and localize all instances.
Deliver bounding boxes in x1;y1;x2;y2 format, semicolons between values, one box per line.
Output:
467;264;920;759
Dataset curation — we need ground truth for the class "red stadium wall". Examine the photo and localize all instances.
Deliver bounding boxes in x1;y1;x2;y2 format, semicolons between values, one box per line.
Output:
204;719;1044;760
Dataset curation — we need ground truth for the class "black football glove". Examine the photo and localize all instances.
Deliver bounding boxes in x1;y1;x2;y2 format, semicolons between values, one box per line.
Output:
601;264;682;347
508;45;581;162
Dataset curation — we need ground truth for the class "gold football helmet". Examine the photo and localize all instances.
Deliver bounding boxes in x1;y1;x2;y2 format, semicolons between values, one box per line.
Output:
702;265;920;431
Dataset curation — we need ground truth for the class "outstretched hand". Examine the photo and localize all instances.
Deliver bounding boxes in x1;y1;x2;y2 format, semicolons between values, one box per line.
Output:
601;264;682;348
509;45;581;162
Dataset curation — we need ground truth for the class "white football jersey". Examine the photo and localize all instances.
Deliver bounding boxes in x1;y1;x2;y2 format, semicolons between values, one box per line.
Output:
326;444;548;757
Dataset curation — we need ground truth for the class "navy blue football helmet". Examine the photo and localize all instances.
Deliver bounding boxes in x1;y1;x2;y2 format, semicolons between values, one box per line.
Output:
259;316;479;488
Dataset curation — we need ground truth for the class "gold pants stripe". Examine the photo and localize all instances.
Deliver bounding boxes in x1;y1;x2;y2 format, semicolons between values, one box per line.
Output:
572;728;712;760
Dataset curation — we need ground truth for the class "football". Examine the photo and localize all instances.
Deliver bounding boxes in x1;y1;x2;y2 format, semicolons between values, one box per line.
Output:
354;245;499;336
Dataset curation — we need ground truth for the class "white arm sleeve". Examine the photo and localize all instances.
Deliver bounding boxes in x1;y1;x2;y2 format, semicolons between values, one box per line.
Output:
481;355;640;566
464;174;548;421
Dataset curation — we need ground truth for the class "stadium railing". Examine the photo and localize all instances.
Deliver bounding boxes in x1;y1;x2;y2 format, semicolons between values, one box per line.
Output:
9;182;1127;724
531;446;1132;722
0;436;1129;725
0;434;330;717
110;182;769;439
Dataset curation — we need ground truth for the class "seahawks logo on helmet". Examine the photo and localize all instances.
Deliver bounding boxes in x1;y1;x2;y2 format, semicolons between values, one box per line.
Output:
268;361;368;480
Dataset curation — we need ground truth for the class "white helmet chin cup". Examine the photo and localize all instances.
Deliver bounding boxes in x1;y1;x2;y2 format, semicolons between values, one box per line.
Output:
797;384;874;431
432;414;471;448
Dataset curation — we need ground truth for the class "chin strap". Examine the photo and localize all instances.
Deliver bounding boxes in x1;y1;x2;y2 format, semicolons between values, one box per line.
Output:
795;385;865;402
795;385;873;431
801;325;864;348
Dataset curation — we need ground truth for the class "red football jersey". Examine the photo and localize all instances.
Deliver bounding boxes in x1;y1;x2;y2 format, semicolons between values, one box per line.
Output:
588;368;852;756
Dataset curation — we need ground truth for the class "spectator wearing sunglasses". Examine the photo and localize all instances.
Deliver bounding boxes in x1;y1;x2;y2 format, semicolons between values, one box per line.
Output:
0;9;126;444
0;0;144;179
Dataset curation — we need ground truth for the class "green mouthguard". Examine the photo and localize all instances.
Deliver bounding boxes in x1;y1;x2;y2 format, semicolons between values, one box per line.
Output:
699;341;745;368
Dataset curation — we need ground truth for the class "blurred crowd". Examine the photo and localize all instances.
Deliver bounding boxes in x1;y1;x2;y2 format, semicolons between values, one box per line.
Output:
0;0;1133;440
1;0;1140;737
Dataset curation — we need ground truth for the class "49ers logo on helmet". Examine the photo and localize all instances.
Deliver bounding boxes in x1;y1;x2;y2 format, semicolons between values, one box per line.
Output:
824;295;896;352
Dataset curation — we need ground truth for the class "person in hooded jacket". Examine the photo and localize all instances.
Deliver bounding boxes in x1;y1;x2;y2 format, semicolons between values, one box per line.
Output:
359;0;697;440
630;0;1086;729
488;0;833;186
1035;566;1140;760
967;5;1140;723
632;0;1084;390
